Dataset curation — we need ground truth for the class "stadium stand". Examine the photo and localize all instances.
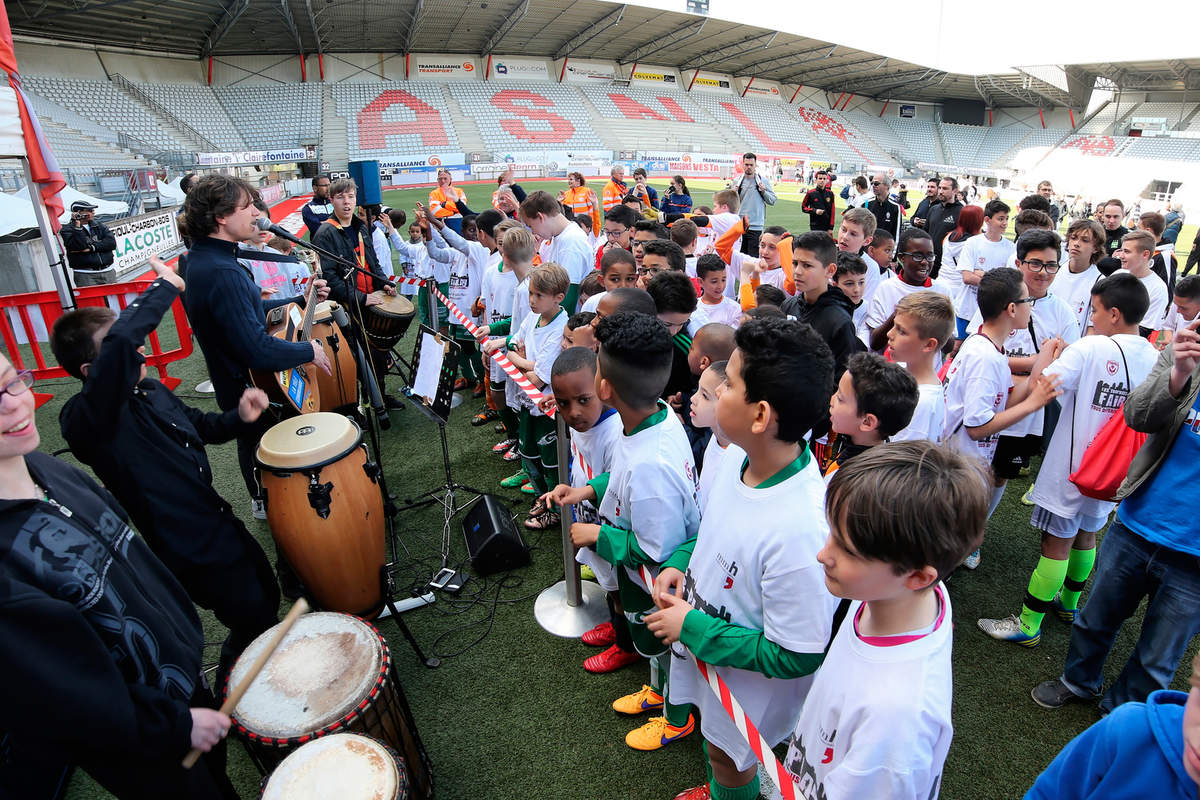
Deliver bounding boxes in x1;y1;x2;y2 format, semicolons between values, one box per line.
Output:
137;84;246;150
795;107;899;167
884;116;945;164
23;76;189;152
940;123;988;169
577;85;747;154
690;93;820;157
447;82;605;152
216;83;323;149
333;81;461;160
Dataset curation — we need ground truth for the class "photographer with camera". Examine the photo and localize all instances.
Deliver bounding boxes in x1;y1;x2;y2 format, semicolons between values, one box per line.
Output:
62;200;117;286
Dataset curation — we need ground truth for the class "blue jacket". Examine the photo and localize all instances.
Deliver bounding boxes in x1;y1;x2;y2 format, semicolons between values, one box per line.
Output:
182;237;313;410
1025;690;1196;800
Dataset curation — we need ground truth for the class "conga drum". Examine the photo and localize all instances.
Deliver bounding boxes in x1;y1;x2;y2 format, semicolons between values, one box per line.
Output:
310;300;358;411
259;733;408;800
363;294;416;351
256;413;384;617
229;613;433;800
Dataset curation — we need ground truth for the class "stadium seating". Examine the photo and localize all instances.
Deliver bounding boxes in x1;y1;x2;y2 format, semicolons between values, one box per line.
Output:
939;123;988;169
971;126;1033;169
795;107;898;167
578;85;744;153
447;82;605;152
690;93;819;157
333;82;460;160
834;112;911;162
137;84;246;150
1060;134;1120;157
217;84;322;149
23;76;187;152
882;117;943;164
1121;136;1200;161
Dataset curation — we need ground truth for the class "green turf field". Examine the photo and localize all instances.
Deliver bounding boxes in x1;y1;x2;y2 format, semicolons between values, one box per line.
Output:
54;179;1197;800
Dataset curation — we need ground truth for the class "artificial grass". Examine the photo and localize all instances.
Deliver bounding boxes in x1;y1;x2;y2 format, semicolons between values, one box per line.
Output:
50;180;1197;800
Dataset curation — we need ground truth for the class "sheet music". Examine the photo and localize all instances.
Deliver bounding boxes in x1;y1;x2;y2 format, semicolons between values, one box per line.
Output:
413;330;445;403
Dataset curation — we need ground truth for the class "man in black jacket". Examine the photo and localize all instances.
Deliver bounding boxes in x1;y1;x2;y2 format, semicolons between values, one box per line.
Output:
801;170;835;232
909;177;938;229
864;171;903;242
0;352;236;799
925;177;964;278
52;257;279;687
181;174;331;516
62;199;118;286
310;178;404;409
1096;198;1129;276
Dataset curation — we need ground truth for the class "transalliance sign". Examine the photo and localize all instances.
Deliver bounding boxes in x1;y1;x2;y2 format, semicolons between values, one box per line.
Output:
197;148;315;166
622;151;741;177
110;210;181;272
413;55;477;77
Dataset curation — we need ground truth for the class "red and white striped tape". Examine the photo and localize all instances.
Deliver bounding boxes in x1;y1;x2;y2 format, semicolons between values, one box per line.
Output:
635;566;801;798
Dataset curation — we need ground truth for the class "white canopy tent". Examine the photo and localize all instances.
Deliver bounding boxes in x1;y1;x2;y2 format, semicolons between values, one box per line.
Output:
0;189;37;236
158;177;185;206
0;84;72;307
13;182;128;223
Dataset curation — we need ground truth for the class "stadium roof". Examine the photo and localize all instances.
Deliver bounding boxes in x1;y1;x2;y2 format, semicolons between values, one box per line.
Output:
9;0;1200;108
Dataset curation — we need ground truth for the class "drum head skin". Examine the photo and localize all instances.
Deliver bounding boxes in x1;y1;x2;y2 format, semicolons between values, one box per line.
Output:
256;413;360;470
231;613;383;739
260;733;400;800
372;294;415;319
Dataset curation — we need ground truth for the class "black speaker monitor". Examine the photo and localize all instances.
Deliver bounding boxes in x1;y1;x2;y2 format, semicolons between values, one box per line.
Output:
462;494;531;576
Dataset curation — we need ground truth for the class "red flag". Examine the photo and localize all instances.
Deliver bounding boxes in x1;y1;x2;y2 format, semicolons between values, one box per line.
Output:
0;1;66;231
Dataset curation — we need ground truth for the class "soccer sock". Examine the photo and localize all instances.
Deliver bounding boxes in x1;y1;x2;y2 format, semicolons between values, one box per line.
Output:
500;405;519;438
607;592;636;653
710;773;760;800
987;484;1006;519
1060;546;1097;611
1018;556;1068;636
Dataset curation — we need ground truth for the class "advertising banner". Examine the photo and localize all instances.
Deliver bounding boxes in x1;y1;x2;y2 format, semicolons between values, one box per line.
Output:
197;147;316;166
630;65;680;86
258;183;286;205
110;210;182;272
622;151;741;177
412;54;479;79
490;57;548;80
562;60;615;83
691;72;733;93
375;153;467;170
743;80;782;100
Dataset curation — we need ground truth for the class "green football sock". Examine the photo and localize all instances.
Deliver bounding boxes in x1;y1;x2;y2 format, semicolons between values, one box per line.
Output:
1060;546;1097;610
665;700;691;728
1019;556;1068;636
710;773;760;800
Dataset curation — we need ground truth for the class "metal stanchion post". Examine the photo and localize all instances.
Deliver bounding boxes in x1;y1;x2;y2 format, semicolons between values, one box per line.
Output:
534;412;608;637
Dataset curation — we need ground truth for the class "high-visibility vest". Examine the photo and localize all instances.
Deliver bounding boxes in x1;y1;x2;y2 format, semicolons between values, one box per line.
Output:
602;179;627;212
429;185;466;218
563;186;600;235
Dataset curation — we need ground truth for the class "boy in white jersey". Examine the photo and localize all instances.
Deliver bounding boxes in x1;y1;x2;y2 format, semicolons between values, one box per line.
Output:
864;228;952;348
943;267;1063;569
838;208;882;318
646;317;839;800
1050;219;1105;335
471;218;521;429
541;346;635;671
953;199;1015;324
543;310;701;748
398;222;426;299
1160;275;1200;347
480;228;537;488
689;255;743;333
506;263;570;511
412;207;456;332
783;442;991;800
520;191;596;312
688;360;735;515
887;292;955;442
1115;229;1170;335
717;226;794;308
979;273;1158;646
967;230;1080;495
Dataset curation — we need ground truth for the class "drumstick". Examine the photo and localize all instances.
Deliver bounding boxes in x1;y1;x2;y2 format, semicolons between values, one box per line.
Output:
182;597;311;769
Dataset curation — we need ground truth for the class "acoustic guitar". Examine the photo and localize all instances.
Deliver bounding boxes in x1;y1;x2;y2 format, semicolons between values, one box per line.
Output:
252;249;323;414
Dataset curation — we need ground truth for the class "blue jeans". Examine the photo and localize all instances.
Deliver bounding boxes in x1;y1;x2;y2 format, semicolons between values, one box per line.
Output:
1061;519;1200;713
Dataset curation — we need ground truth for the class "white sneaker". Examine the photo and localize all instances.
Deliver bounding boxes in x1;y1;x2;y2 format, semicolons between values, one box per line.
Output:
962;548;981;570
250;499;266;520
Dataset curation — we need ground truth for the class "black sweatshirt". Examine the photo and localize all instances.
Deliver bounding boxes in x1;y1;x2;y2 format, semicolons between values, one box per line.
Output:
0;452;202;762
182;236;313;410
60;278;255;568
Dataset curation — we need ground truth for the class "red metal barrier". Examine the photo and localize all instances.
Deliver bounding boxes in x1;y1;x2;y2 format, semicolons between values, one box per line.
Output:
0;279;193;407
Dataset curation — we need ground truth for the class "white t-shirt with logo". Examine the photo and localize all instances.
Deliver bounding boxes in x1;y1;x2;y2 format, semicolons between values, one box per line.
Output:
571;410;623;591
784;584;954;800
967;292;1080;437
512;309;568;415
863;275;952;334
892;383;946;444
689;296;743;334
943;333;1012;464
696;438;742;515
951;234;1016;322
502;278;531;411
597;406;700;588
1113;268;1169;331
481;264;518;383
1163;303;1200;334
669;449;836;772
1030;334;1158;520
393;239;429;296
433;227;487;322
1049;264;1101;334
542;222;595;285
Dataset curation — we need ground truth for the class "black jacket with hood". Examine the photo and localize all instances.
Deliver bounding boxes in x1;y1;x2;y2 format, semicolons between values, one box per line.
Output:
781;283;865;379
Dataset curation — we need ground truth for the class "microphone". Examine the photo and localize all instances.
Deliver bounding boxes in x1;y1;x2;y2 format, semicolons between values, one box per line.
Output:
254;217;304;245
